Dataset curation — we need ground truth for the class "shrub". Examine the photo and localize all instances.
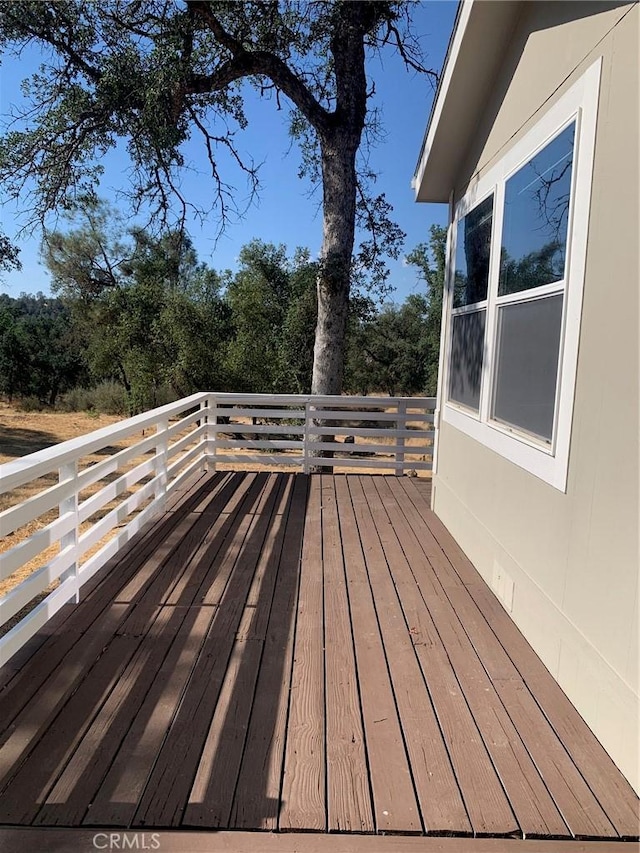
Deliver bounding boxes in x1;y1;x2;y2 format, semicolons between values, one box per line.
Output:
91;381;128;415
153;383;179;408
18;395;45;412
58;382;128;415
57;387;93;412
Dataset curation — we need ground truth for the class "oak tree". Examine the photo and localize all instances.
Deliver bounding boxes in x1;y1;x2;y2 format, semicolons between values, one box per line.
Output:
0;1;435;394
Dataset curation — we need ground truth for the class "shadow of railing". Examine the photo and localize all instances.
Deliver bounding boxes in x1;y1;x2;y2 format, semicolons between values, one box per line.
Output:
0;470;308;831
182;472;307;829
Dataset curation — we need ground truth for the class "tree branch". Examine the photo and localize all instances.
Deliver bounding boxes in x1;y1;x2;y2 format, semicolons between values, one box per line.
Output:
187;2;331;135
4;6;102;84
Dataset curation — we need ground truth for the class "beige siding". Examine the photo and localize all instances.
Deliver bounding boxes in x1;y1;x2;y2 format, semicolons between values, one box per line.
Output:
434;2;639;790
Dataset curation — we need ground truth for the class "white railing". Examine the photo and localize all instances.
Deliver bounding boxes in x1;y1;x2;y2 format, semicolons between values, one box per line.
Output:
0;392;435;666
208;393;435;475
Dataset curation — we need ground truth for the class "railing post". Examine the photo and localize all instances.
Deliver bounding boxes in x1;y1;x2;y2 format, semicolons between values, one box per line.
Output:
207;395;217;472
430;400;439;482
59;461;79;603
155;418;169;510
303;399;311;474
395;400;407;476
199;398;208;472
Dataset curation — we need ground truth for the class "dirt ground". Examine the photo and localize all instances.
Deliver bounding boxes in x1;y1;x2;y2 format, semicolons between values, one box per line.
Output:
0;404;123;463
0;404;152;632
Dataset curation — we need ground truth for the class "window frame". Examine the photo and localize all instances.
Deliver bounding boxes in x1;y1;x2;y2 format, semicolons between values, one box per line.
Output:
448;188;494;415
441;60;602;492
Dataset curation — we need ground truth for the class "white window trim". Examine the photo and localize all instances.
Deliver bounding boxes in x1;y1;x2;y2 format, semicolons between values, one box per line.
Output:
441;59;602;492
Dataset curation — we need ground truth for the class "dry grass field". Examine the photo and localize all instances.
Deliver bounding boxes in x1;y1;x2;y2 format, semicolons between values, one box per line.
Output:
0;404;160;633
1;404;124;585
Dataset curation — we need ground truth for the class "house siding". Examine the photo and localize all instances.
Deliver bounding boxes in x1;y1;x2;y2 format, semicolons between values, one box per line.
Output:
433;1;639;790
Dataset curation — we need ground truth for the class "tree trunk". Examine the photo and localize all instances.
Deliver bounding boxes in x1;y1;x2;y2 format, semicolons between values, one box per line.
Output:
309;132;360;470
49;382;60;407
311;2;369;396
311;132;358;396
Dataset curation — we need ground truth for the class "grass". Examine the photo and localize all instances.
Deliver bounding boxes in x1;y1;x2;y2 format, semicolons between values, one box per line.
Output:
0;403;163;636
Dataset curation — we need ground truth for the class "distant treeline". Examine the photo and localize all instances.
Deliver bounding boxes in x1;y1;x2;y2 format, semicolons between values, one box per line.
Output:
0;224;446;415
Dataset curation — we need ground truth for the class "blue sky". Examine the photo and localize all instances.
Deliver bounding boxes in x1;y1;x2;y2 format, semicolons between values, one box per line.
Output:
0;1;457;302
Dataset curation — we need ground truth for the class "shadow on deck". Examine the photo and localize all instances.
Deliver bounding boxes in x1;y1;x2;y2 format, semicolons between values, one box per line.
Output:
0;472;637;852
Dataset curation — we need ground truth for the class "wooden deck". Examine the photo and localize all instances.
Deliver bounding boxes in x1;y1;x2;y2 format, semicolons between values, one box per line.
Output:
0;471;637;852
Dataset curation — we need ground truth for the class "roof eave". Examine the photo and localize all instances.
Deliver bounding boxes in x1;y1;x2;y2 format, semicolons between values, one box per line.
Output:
413;0;523;204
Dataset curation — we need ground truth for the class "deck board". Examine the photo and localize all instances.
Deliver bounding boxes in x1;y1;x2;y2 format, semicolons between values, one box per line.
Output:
376;477;572;838
0;827;636;853
0;471;637;846
83;606;218;827
35;606;194;826
230;474;307;830
335;475;427;835
279;475;326;831
352;475;518;837
132;473;279;827
396;477;640;839
320;475;374;834
0;634;141;824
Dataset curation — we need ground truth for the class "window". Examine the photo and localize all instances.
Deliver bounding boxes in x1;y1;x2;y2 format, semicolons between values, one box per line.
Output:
491;121;575;442
498;123;574;296
492;293;563;441
441;61;601;491
453;194;493;308
449;310;486;410
449;194;493;411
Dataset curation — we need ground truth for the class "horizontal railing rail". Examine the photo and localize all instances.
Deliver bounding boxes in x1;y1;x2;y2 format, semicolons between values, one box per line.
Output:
0;392;435;666
208;393;435;475
0;392;210;666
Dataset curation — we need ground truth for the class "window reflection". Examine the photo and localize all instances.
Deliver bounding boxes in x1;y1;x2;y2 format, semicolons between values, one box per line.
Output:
454;195;493;308
499;122;575;295
449;310;485;411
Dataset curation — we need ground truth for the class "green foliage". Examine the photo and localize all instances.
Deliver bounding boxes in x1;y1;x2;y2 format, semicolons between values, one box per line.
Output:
42;201;235;412
223;240;318;393
17;395;46;413
91;380;129;415
344;294;429;396
2;209;445;410
404;225;447;395
277;252;318;393
43;199;130;296
0;2;437;395
0;232;21;276
0;3;431;251
344;226;446;396
0;292;87;404
57;386;95;413
57;381;131;415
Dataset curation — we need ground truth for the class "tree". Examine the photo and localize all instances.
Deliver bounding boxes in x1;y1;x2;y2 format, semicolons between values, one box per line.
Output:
224;240;294;392
42;201;232;411
405;224;447;395
0;1;435;395
0;293;87;404
0;232;20;276
43;200;134;297
344;295;429;396
159;267;234;395
0;302;29;400
276;249;318;393
223;240;318;393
